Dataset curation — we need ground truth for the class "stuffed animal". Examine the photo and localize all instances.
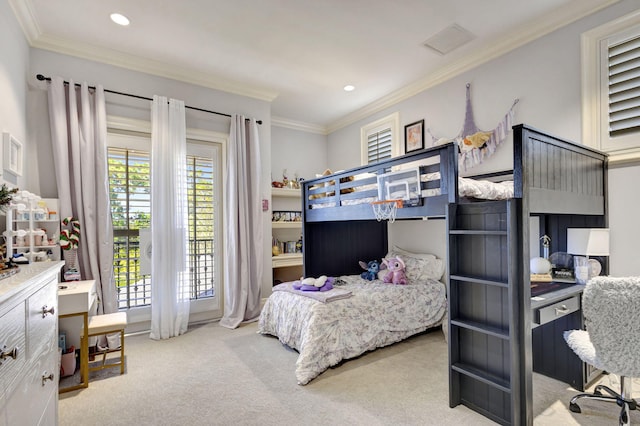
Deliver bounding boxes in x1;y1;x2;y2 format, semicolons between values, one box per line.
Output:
382;256;407;285
463;130;493;149
292;275;335;292
359;259;385;281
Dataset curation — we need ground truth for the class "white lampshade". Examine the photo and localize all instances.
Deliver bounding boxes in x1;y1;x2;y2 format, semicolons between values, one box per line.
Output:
567;228;610;256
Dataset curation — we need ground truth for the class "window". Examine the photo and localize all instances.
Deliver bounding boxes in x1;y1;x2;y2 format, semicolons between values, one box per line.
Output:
107;128;223;315
366;128;393;164
360;112;400;165
583;10;640;163
186;152;216;299
108;146;151;308
608;34;640;137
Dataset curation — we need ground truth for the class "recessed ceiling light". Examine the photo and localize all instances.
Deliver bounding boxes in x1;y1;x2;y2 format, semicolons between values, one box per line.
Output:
343;85;355;92
110;13;130;26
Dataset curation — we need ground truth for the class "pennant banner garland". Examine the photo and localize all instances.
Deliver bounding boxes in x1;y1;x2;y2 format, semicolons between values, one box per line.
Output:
427;84;519;170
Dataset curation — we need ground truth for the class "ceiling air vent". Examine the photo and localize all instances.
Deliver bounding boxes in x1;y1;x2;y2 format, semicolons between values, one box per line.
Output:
423;24;475;55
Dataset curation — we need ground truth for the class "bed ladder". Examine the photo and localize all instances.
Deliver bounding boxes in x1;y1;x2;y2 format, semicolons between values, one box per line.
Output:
446;199;531;425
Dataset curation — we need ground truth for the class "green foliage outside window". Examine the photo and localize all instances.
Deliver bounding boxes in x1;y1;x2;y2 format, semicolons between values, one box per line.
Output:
108;147;216;308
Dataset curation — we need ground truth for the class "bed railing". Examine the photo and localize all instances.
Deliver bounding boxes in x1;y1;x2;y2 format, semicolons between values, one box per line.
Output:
302;124;608;223
302;142;459;222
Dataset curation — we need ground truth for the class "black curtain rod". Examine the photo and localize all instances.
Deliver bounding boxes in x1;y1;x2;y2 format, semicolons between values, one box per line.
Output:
36;74;262;125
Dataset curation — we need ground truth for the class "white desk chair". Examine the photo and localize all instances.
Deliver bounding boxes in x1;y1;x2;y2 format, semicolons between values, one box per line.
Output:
564;276;640;425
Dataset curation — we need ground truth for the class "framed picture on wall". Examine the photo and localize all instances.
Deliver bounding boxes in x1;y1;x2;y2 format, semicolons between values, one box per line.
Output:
3;132;23;177
404;120;424;153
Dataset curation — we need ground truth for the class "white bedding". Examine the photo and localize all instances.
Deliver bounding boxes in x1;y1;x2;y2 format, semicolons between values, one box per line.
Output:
257;275;446;385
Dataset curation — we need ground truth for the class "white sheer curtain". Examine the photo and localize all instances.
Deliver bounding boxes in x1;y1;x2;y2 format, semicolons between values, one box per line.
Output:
220;115;262;329
149;96;190;340
47;76;116;315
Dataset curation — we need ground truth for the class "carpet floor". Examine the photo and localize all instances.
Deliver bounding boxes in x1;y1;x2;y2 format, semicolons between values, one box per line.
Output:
58;321;639;425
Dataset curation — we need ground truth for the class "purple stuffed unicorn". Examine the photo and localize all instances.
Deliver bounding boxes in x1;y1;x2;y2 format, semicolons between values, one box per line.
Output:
382;256;407;285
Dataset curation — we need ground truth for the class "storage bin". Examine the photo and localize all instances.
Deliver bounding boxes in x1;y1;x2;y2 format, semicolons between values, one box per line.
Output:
60;350;76;378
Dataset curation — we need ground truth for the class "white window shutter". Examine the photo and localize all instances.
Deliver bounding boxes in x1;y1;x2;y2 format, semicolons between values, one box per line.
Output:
367;128;393;164
609;34;640;136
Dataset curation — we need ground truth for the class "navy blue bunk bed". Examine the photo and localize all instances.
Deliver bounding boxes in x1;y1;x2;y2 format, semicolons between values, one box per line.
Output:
302;142;459;278
300;124;608;426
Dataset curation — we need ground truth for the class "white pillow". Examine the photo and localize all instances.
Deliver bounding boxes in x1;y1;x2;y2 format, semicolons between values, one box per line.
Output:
381;248;445;282
391;245;436;260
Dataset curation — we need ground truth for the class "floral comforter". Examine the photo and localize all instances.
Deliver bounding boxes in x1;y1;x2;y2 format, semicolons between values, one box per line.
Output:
257;275;447;385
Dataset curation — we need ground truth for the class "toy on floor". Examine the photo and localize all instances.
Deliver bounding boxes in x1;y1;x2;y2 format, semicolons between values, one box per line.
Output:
292;275;336;292
382;256;407;285
358;259;385;281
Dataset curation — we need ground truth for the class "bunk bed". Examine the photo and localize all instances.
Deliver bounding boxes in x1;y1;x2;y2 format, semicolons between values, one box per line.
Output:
259;124;607;425
259;143;461;385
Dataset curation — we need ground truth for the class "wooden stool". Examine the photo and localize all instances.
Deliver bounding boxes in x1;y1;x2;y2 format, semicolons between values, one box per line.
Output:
87;312;127;377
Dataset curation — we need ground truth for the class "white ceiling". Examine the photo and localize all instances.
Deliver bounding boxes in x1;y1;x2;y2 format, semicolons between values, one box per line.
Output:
11;0;617;132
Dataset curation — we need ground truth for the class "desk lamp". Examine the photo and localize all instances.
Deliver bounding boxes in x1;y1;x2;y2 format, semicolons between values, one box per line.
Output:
567;228;610;284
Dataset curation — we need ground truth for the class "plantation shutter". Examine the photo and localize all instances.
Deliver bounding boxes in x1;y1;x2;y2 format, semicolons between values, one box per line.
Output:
186;155;216;298
367;127;392;164
108;146;218;306
108;147;152;308
108;147;151;232
609;34;640;136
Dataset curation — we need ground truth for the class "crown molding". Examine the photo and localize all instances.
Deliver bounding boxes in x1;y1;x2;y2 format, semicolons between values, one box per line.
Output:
11;12;276;103
327;0;620;133
271;116;328;135
8;0;41;43
11;0;620;133
31;34;279;102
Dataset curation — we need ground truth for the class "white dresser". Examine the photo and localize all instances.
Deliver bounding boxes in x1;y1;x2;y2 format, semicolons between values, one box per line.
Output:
0;261;64;426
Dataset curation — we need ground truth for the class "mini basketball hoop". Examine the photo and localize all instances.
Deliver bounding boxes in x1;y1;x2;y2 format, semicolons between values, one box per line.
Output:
371;199;403;222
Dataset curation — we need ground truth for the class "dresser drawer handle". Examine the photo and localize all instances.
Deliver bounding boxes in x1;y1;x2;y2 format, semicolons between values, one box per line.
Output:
41;305;55;318
0;345;18;365
554;304;569;316
42;372;55;386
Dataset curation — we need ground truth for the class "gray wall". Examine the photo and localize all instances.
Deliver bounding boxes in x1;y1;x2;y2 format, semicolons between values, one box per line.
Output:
3;0;639;300
271;126;327;183
2;0;277;307
325;0;640;276
0;0;30;190
24;44;275;297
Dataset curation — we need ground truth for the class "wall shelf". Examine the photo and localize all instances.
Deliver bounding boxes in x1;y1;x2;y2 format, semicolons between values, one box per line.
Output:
272;221;302;229
271;187;303;283
272;253;303;268
5;197;60;263
271;187;302;198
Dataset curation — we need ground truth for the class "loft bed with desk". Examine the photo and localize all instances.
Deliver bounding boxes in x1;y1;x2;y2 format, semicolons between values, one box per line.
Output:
445;124;607;425
259;124;607;425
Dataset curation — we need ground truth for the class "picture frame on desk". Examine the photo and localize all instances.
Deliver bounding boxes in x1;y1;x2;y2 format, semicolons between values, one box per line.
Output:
551;267;576;283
